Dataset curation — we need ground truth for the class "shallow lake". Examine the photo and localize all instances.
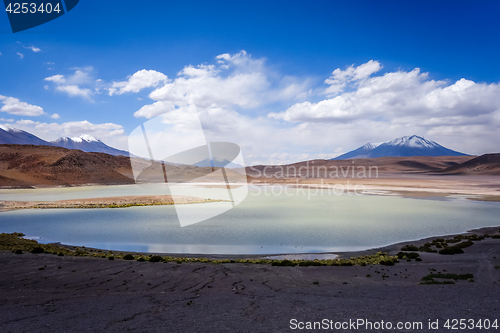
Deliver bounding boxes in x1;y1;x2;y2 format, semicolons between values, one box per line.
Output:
1;184;499;255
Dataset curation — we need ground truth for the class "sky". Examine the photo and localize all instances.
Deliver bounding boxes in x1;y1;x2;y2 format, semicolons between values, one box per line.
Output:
1;1;500;165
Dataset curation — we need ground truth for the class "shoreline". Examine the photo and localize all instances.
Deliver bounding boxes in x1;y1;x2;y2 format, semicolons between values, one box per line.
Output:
0;195;226;212
6;224;500;261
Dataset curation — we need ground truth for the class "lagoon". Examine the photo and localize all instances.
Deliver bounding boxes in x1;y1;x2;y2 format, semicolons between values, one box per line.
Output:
1;184;499;255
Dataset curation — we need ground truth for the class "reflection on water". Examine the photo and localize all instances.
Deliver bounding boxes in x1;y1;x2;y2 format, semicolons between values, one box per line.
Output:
1;185;500;255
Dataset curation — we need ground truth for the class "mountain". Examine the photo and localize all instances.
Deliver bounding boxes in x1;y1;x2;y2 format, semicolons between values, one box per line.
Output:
332;142;383;160
0;125;129;156
51;135;129;156
0;125;53;146
333;135;468;160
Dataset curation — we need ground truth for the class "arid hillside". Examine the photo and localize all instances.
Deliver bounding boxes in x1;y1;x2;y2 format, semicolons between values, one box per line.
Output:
246;155;475;179
436;154;500;175
0;144;247;187
0;144;134;187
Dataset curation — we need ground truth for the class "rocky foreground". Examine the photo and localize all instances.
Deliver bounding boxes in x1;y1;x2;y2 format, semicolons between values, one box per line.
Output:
1;229;500;332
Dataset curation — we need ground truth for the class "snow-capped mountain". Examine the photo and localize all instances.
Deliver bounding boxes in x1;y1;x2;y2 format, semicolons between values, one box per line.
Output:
333;135;468;160
331;142;383;160
0;125;129;156
51;135;129;156
0;125;53;146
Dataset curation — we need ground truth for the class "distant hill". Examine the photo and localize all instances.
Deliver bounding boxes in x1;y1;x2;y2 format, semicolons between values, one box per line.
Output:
247;155;473;178
0;144;248;187
0;144;134;187
333;135;468;160
437;153;500;175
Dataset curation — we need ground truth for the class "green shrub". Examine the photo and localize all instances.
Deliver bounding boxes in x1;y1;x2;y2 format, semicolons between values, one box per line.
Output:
456;240;474;248
272;260;296;267
108;256;114;260
438;246;464;255
137;257;145;262
149;255;162;263
491;235;500;239
398;252;420;260
13;249;22;254
123;254;134;260
31;247;44;254
379;259;395;266
401;245;419;251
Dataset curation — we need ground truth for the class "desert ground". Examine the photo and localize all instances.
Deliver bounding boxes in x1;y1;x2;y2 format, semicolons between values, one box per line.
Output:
1;227;500;333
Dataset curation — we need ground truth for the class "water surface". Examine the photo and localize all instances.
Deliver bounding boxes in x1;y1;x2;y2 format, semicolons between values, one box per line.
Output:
1;185;499;255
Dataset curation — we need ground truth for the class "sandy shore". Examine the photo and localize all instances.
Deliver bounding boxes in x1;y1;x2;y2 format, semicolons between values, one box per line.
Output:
0;195;224;212
250;174;500;199
1;228;500;332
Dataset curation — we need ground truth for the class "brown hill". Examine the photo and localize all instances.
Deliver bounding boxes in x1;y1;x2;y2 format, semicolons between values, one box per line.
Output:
0;144;134;187
246;155;474;179
0;144;248;187
436;153;500;175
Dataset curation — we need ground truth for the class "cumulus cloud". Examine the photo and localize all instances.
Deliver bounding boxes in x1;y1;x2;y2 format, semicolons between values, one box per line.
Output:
128;57;500;164
109;69;168;95
267;60;500;157
44;68;95;100
50;113;60;119
0;95;44;116
134;50;311;118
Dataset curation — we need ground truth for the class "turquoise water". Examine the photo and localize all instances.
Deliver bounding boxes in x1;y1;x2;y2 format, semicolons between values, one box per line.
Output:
1;185;499;255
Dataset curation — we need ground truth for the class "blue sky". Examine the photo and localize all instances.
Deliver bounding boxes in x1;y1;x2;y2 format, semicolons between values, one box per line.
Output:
1;1;500;164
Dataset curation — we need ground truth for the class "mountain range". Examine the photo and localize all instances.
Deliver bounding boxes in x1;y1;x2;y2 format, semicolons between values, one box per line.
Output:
0;125;129;156
333;135;468;160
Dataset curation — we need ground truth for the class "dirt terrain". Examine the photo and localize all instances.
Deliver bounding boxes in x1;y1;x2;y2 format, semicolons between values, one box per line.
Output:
1;228;499;333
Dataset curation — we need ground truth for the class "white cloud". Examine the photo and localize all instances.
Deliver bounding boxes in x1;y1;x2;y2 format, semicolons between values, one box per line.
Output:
45;74;66;84
50;113;60;119
109;69;167;95
135;50;311;119
323;60;382;96
56;85;93;99
17;52;23;59
0;95;44;116
127;56;500;164
24;45;41;52
267;61;500;157
44;68;95;100
0;118;14;122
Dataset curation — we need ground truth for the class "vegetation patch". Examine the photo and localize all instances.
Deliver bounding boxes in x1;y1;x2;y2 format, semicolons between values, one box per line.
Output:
401;245;419;251
148;255;163;263
420;273;473;285
438;246;464;255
